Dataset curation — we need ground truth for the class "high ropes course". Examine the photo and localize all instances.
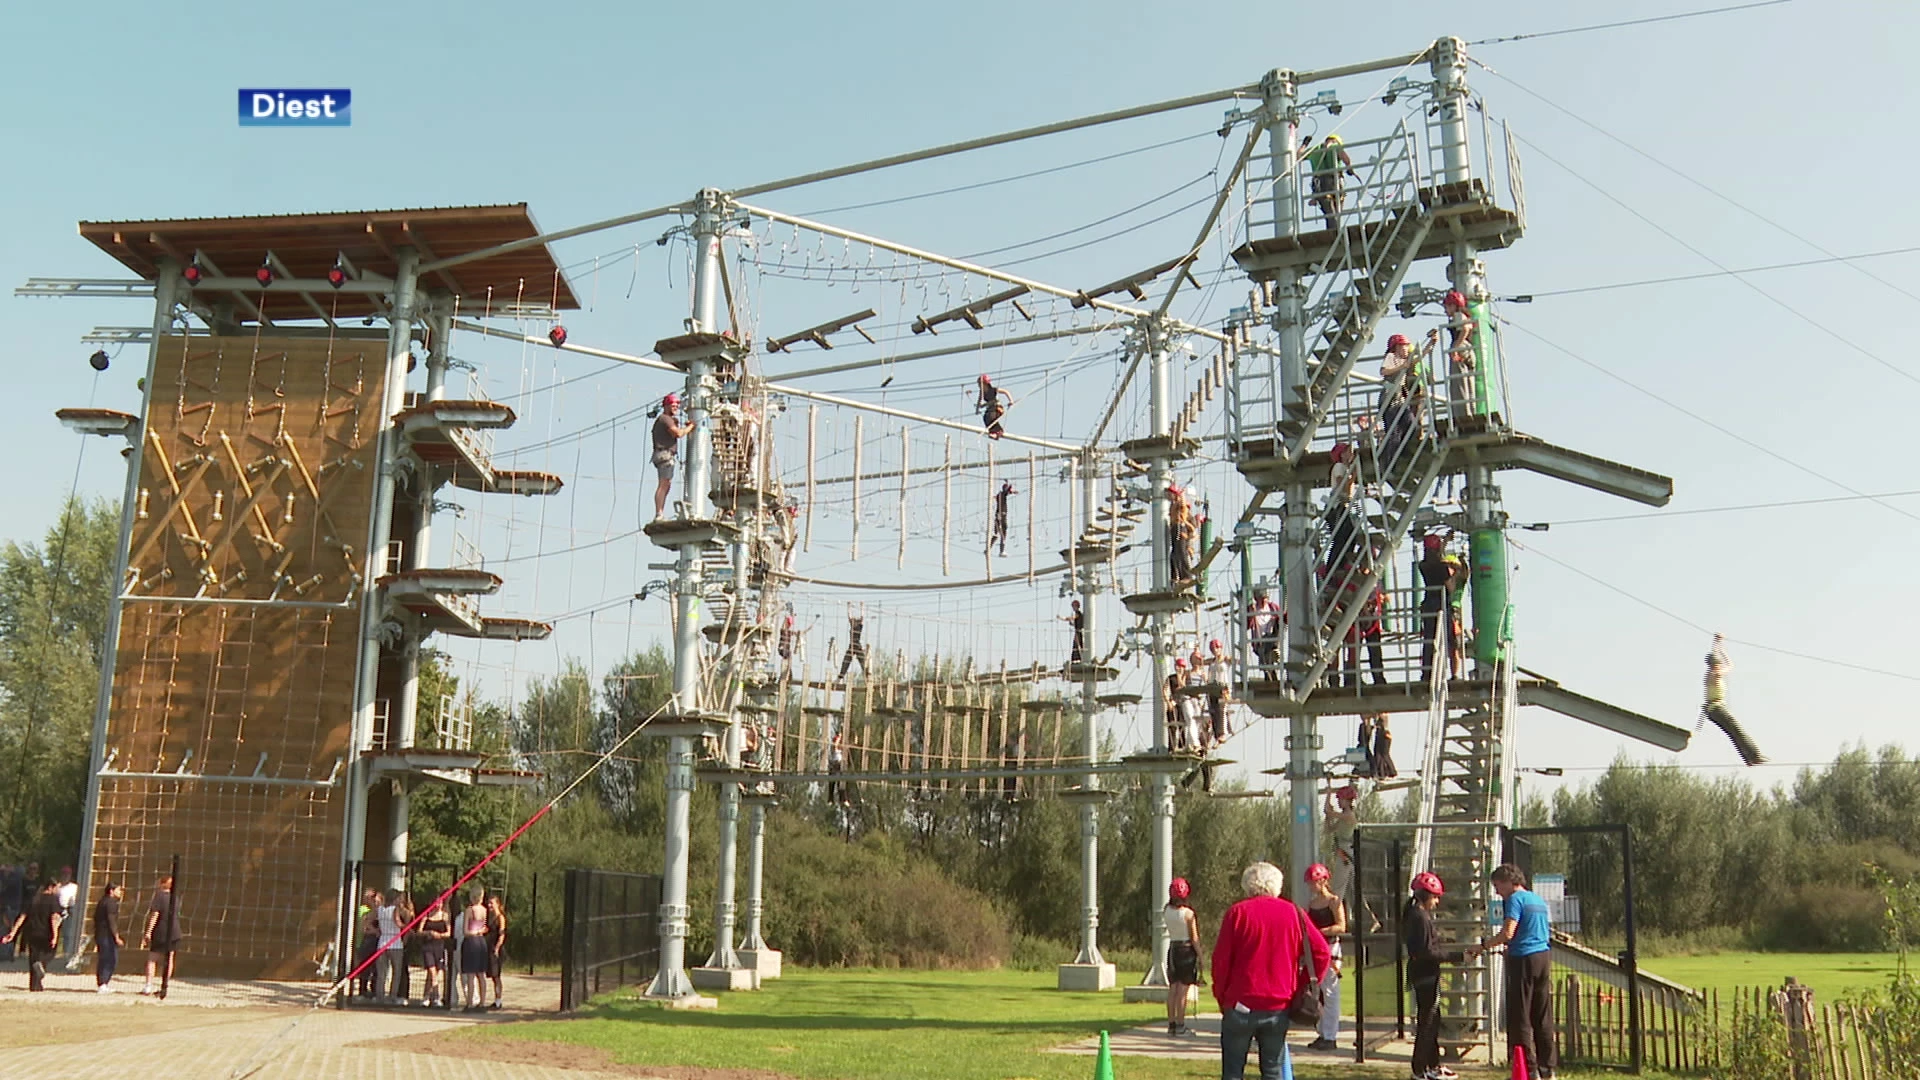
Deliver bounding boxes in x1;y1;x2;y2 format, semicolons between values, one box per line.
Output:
24;29;1733;1064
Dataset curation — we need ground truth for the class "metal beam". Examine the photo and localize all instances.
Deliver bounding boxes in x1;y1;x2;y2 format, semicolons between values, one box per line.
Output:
770;321;1120;382
418;200;691;275
1516;679;1691;752
1478;435;1674;507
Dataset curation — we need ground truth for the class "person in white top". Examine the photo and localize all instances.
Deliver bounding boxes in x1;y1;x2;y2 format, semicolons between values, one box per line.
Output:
374;891;404;1003
1164;877;1204;1037
54;867;77;949
1206;638;1234;746
1303;863;1349;1052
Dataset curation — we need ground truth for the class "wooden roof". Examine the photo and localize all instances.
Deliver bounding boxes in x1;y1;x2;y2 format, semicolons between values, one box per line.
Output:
78;204;579;321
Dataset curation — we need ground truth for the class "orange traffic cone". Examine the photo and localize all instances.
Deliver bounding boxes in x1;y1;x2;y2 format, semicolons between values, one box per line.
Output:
1510;1045;1531;1080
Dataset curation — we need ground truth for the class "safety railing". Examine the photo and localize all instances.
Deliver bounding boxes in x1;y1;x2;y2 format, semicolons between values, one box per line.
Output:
445;370;497;466
1423;98;1523;214
435;694;473;752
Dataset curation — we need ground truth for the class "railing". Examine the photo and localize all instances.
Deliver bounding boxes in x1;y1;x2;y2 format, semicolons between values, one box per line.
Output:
436;695;473;752
445;370;497;466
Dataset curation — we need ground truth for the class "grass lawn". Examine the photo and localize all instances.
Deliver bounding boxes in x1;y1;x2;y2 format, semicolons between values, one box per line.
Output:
428;967;1660;1080
1638;951;1899;1002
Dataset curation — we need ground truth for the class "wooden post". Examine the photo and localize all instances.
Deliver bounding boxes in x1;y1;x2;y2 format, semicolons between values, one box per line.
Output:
942;436;952;576
851;414;863;559
1026;451;1036;585
1566;975;1581;1062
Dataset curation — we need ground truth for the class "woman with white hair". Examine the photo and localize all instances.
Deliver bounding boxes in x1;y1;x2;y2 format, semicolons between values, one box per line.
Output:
1210;862;1332;1080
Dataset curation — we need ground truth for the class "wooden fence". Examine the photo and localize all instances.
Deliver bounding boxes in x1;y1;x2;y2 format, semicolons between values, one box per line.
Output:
1556;976;1904;1077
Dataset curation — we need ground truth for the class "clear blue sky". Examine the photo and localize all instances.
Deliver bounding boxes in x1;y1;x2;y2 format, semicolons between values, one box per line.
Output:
5;0;1914;797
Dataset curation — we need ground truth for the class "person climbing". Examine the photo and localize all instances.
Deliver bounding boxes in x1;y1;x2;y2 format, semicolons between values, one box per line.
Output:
1442;289;1478;425
1702;634;1767;766
837;604;869;681
1417;533;1463;684
1206;638;1233;747
1445;547;1469;680
1164;877;1204;1037
1406;872;1469;1080
778;607;797;680
991;479;1015;557
651;393;693;519
1304;862;1349;1053
1063;600;1086;667
1166;657;1191;752
826;726;850;807
1380;332;1436;471
1168;484;1195;585
976;374;1013;439
1324;442;1366;589
1305;134;1359;232
1247;586;1282;682
1324;783;1359;898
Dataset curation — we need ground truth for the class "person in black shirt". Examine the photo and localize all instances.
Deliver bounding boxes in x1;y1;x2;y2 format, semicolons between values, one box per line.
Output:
93;881;124;991
3;879;64;991
837;605;869;681
991;480;1015;556
1405;872;1467;1080
1417;534;1464;684
651;393;692;519
1063;601;1085;666
976;375;1013;440
0;863;21;962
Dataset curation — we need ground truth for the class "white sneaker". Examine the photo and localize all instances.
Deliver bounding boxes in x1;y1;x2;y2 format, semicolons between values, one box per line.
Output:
1429;1068;1460;1080
96;985;114;994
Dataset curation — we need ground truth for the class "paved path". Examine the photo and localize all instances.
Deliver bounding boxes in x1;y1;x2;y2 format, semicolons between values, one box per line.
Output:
0;967;614;1080
1052;1014;1496;1073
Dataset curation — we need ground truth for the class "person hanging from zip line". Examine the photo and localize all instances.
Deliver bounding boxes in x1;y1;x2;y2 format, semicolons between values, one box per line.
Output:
991;479;1015;556
1442;289;1478;426
1702;633;1767;766
1305;134;1359;232
975;374;1014;440
837;602;869;682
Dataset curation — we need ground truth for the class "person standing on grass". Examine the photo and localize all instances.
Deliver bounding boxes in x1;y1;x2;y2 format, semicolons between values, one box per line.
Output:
1471;864;1557;1080
140;872;181;995
92;881;124;993
1303;863;1348;1053
1405;872;1467;1080
1211;861;1332;1080
418;898;450;1008
485;894;508;1010
1164;877;1204;1037
1;878;63;992
459;890;490;1012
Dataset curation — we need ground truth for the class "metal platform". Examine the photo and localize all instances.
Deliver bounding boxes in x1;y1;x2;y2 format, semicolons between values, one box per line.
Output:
654;330;747;371
643;518;741;550
1062;663;1120;682
640;712;731;739
1118;434;1200;463
1121;590;1199;616
1230;180;1523;282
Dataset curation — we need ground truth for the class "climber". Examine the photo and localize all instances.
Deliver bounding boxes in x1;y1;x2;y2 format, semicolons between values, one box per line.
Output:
1442;289;1478;424
837;604;869;682
1247;586;1282;682
1167;657;1192;752
1417;533;1464;685
1703;634;1766;766
1305;134;1359;232
976;374;1013;440
1168;484;1195;584
1324;783;1359;898
1063;600;1086;667
1324;442;1366;589
1380;332;1437;471
991;480;1015;557
651;393;693;518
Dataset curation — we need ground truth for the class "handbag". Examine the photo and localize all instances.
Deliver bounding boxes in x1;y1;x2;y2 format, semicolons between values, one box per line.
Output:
1285;905;1324;1028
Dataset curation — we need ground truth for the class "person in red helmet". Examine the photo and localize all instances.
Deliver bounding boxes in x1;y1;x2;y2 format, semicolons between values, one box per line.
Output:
651;392;693;518
1442;290;1478;424
1380;331;1435;470
1206;637;1233;746
1303;862;1349;1052
1417;532;1464;685
1324;783;1360;897
1405;871;1469;1080
1167;483;1195;585
976;374;1013;439
1167;657;1191;752
1323;441;1365;590
1164;877;1204;1037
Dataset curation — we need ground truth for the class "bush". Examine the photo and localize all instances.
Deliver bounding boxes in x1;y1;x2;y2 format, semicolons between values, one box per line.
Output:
1750;885;1889;952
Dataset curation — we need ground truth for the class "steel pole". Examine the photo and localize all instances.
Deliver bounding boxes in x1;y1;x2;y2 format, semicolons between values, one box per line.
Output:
1143;324;1174;988
1074;454;1104;967
740;800;769;951
345;249;418;880
705;520;747;972
70;262;177;956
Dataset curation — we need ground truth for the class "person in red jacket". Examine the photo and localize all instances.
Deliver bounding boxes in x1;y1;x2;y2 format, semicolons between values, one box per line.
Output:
1211;861;1332;1080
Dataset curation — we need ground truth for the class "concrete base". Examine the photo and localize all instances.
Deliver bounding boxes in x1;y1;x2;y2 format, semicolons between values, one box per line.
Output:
1056;962;1117;991
1122;983;1199;1005
690;965;760;992
739;947;783;980
637;991;720;1010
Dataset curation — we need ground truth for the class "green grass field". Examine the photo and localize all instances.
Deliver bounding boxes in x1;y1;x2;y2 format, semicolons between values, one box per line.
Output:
437;966;1752;1080
1637;951;1900;1001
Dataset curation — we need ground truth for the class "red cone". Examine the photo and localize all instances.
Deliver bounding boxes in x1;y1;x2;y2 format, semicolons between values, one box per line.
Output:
1510;1045;1531;1080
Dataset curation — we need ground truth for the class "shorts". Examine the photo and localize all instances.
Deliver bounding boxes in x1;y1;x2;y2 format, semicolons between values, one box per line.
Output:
420;941;447;969
459;935;489;974
652;451;677;482
1167;941;1200;985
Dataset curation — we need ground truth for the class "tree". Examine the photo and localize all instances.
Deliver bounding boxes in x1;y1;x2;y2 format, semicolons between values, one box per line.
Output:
0;497;118;864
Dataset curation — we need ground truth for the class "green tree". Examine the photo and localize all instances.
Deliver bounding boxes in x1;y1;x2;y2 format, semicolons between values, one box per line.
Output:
0;497;118;863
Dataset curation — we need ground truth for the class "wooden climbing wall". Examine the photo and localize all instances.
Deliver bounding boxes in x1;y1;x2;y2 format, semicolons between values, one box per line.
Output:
86;333;387;980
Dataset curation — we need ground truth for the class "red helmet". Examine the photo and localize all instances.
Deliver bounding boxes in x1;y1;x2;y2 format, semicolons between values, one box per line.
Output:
1444;289;1469;311
1335;783;1358;803
1386;333;1409;350
1174;657;1189;669
1306;863;1332;884
978;373;993;385
1209;638;1223;650
663;392;682;408
1412;871;1445;897
1330;441;1352;464
1422;534;1445;551
1169;877;1191;901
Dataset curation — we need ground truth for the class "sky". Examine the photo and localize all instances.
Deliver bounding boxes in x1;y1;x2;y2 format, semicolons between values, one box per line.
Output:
3;0;1916;802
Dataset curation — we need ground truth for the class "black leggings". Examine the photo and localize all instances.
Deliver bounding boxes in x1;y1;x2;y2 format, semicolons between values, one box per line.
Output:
1411;975;1442;1075
1507;952;1557;1076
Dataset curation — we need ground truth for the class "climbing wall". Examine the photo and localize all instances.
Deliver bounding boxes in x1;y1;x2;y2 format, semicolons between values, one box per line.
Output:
86;333;387;979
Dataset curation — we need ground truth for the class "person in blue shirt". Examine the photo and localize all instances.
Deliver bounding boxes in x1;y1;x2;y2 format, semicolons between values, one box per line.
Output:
1471;864;1557;1080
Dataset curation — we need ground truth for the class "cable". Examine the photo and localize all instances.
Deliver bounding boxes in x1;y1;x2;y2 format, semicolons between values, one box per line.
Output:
1542;489;1920;527
798;130;1216;217
1514;132;1920;389
1520;245;1920;301
1511;537;1920;683
1468;0;1789;46
1500;317;1920;526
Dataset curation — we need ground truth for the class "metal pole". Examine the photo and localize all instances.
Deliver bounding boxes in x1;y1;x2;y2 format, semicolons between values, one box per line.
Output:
1074;454;1104;968
424;299;452;403
647;190;724;1002
1621;824;1644;1075
704;528;747;974
741;800;769;951
1143;323;1174;989
71;262;176;956
345;249;418;877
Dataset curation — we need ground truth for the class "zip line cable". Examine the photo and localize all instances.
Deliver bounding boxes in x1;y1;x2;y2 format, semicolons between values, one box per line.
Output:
1511;537;1920;683
1518;245;1920;300
1543;489;1920;527
1468;0;1790;46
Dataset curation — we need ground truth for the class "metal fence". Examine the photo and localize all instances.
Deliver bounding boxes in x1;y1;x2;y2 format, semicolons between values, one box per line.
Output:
560;868;661;1011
